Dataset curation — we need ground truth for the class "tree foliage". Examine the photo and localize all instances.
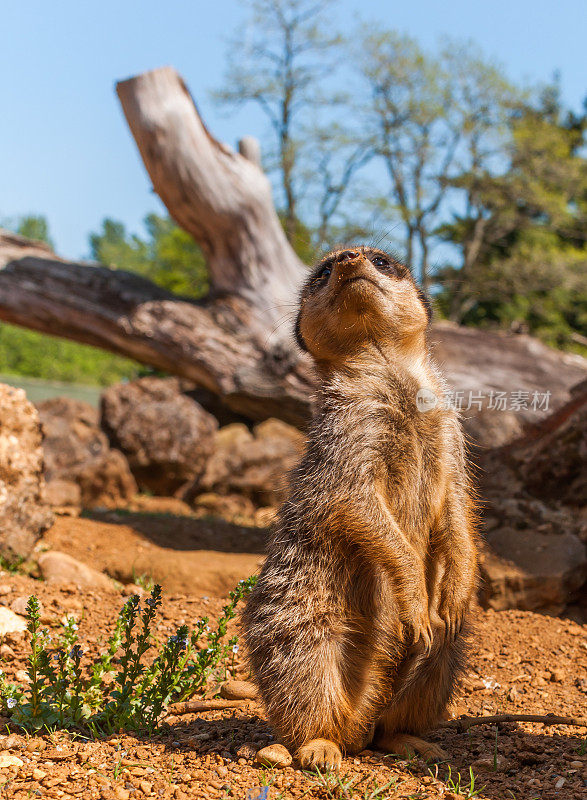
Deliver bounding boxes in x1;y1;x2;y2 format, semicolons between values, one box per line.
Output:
214;0;348;245
0;215;140;386
15;215;55;248
437;86;587;352
89;214;208;298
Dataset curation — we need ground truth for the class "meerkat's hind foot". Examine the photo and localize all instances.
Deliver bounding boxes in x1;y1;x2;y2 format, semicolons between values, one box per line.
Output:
297;739;342;772
377;733;448;762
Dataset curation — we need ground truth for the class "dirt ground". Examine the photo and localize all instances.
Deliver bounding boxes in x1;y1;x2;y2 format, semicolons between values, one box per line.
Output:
0;508;585;800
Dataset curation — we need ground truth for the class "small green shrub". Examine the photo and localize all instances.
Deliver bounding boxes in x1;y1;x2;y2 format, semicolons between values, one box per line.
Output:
0;578;256;735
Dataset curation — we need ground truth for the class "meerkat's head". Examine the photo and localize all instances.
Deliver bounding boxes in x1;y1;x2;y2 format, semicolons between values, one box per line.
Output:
295;246;432;364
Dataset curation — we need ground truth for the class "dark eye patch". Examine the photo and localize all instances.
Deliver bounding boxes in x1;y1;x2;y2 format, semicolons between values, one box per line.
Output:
368;252;401;276
307;259;334;293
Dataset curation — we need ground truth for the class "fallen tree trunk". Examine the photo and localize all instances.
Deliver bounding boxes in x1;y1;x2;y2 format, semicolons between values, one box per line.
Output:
0;232;314;426
0;66;316;426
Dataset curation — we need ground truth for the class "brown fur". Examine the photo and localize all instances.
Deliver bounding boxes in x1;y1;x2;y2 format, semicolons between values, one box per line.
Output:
243;247;478;770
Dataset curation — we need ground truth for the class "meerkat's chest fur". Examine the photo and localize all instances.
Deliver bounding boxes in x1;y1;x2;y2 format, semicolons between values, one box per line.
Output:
292;367;456;550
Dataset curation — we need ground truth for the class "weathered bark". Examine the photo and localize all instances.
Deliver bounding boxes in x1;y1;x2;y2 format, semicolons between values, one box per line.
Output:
116;67;305;317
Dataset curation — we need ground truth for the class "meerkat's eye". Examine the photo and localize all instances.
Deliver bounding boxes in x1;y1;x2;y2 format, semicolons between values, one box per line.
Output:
370;254;399;275
317;264;332;282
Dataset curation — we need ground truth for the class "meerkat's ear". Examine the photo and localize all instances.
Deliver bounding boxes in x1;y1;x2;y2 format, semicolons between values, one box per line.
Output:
417;289;433;324
294;312;308;352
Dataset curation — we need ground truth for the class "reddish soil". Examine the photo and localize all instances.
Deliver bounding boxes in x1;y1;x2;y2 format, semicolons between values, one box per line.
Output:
0;508;584;799
42;505;267;597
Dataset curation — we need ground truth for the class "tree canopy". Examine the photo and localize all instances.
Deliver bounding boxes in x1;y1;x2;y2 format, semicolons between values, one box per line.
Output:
3;4;586;383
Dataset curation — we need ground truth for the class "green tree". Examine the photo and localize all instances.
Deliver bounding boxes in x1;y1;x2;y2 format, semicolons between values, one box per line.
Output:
89;214;208;298
214;0;343;244
437;85;587;352
0;214;140;386
358;32;517;288
8;215;54;248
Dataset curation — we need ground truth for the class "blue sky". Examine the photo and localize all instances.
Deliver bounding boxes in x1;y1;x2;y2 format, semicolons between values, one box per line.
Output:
2;0;586;259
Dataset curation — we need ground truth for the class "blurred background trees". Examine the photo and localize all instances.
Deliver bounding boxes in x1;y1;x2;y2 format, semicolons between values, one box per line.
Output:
3;0;586;386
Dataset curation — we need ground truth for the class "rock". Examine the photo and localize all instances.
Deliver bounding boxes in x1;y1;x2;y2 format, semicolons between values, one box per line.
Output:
43;479;81;510
187;419;305;506
192;492;257;520
37;397;136;508
32;768;47;780
75;450;138;508
431;321;587;448
220;680;258;700
0;607;27;636
0;385;53;559
478;387;587;614
38;551;116;592
101;377;218;495
236;742;259;760
9;596;37;617
0;753;23;768
478;530;587;614
549;669;564;683
122;583;147;597
0;644;15;661
255;743;292;768
471;755;510;772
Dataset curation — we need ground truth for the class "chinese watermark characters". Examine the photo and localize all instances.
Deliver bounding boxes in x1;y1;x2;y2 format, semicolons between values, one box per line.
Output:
416;388;551;413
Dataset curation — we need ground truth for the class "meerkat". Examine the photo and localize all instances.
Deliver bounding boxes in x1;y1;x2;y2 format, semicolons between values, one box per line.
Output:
243;246;478;770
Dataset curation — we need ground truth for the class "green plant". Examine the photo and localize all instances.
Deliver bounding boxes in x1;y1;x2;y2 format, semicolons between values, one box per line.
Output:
132;570;155;592
443;764;483;798
304;768;400;800
0;578;257;735
0;555;27;575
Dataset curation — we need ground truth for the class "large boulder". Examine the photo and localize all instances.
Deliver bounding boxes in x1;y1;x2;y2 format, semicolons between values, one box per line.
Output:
100;377;218;495
478;383;587;614
186;418;306;507
431;322;587;447
37;397;137;508
38;551;117;592
0;384;53;559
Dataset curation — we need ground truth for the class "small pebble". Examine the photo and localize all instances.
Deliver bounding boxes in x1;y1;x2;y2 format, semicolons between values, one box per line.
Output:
0;753;23;768
255;743;292;768
0;644;15;661
32;768;47;780
10;596;35;617
220;679;258;701
471;755;510;772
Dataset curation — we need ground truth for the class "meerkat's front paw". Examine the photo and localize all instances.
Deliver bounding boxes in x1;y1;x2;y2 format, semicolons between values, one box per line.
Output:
437;596;467;640
406;604;433;653
297;739;342;772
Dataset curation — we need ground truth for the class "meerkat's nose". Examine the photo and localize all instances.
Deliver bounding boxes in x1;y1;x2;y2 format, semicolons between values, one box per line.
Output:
336;250;360;263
